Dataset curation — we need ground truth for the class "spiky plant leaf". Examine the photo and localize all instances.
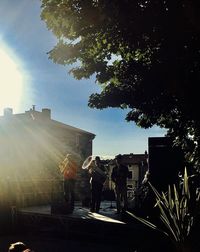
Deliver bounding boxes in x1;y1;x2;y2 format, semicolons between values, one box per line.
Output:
160;214;179;242
126;211;159;230
168;185;173;210
128;167;196;251
183;167;190;199
174;184;180;221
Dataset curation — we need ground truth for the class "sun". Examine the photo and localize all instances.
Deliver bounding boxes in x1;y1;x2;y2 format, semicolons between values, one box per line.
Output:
0;43;25;114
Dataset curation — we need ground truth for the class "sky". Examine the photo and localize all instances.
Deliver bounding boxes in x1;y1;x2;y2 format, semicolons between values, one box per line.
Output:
0;0;166;157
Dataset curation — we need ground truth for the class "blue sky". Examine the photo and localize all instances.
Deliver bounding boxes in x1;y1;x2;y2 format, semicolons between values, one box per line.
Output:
0;0;166;157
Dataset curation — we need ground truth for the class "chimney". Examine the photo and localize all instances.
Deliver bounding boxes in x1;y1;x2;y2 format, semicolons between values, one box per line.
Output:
42;108;51;119
3;107;13;117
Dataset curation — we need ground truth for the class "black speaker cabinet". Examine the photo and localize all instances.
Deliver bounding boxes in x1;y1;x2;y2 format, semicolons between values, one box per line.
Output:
51;201;73;215
51;191;73;215
148;137;184;191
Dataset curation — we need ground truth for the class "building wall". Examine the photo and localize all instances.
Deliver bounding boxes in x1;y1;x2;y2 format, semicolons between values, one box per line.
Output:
127;164;139;189
0;108;95;206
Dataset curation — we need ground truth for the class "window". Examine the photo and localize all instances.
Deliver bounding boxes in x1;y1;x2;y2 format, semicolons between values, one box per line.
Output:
128;171;133;179
127;184;133;189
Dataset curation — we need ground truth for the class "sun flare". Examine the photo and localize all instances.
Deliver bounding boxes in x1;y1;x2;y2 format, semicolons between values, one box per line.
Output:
0;44;25;114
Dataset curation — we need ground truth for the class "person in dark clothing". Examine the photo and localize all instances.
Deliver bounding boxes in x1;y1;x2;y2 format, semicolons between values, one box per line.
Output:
89;156;107;213
111;154;129;213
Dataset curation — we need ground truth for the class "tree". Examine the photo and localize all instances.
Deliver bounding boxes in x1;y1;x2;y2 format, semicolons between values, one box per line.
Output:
41;0;200;168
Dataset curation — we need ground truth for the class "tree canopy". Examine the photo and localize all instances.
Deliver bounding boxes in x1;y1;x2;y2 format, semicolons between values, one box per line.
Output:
41;0;200;168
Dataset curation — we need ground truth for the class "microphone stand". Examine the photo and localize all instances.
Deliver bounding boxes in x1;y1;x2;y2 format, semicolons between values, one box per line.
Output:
104;175;115;210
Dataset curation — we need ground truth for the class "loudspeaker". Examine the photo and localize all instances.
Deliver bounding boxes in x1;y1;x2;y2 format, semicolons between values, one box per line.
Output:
148;137;184;191
51;201;73;215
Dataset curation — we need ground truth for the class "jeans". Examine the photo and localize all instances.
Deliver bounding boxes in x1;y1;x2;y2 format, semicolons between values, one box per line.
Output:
90;180;103;213
63;179;75;211
115;184;127;213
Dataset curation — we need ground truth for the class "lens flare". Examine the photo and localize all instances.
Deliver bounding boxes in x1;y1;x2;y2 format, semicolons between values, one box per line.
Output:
0;41;30;114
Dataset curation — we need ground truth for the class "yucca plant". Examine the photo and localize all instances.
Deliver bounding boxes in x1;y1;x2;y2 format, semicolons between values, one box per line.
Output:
128;168;200;252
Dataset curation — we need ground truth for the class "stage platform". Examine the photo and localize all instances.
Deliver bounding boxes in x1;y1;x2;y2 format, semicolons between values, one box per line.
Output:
19;200;123;224
16;201;135;245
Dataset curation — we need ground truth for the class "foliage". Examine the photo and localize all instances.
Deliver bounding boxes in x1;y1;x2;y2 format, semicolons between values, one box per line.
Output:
40;1;200;167
127;168;200;251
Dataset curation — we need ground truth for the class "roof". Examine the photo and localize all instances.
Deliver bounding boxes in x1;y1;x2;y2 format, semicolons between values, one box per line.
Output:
50;119;95;137
120;153;148;165
0;107;95;137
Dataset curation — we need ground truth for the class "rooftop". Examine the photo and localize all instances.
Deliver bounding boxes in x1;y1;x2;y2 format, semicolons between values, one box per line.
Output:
0;106;95;137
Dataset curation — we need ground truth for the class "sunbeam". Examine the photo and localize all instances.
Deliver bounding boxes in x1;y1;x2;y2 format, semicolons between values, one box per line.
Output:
0;41;29;114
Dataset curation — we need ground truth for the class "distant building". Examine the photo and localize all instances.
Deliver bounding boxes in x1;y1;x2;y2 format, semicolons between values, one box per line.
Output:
120;152;148;191
105;152;148;199
0;106;95;206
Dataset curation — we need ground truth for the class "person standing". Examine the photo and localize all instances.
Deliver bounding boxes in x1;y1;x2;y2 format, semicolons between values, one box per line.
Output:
111;154;129;214
59;153;78;213
89;156;107;213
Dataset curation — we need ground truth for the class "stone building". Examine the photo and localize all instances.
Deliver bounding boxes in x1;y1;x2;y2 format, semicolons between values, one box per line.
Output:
0;106;95;206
